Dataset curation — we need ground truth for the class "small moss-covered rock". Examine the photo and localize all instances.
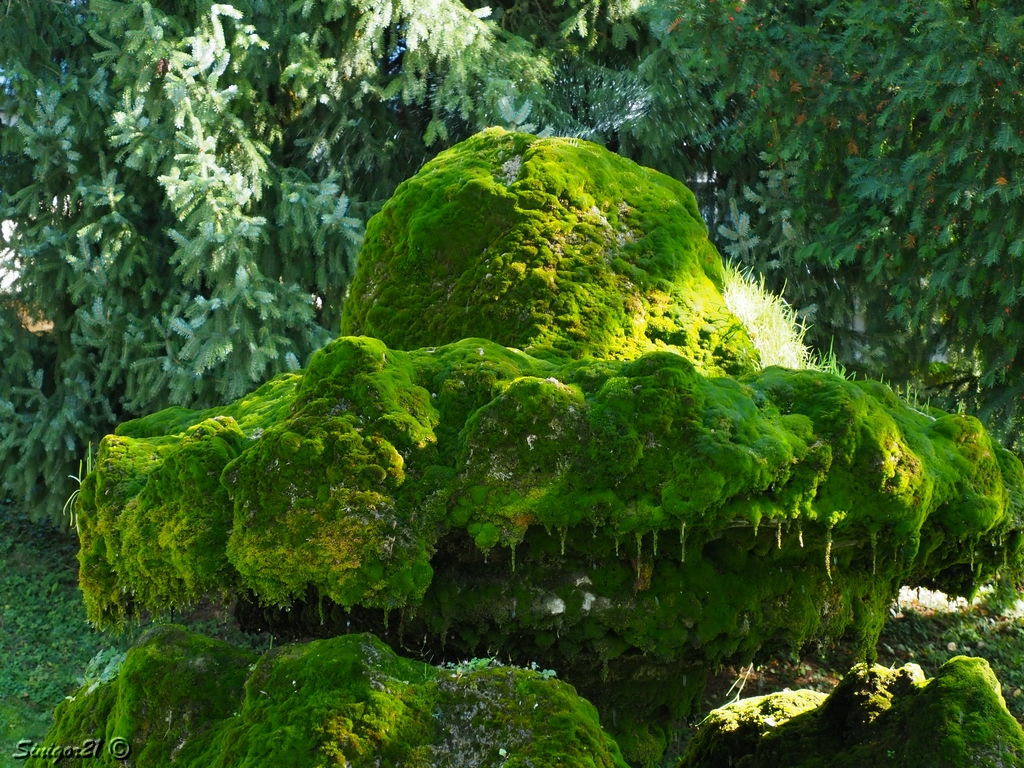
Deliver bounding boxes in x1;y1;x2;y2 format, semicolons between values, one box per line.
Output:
29;626;627;768
680;657;1024;767
340;128;758;374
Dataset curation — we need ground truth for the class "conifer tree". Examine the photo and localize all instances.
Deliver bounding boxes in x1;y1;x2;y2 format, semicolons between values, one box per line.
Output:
0;0;690;522
657;0;1024;450
0;0;491;521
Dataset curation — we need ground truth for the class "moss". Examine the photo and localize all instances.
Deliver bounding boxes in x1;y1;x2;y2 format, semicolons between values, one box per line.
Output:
114;373;302;439
27;626;255;768
117;417;246;608
29;627;627;768
679;688;828;767
679;657;1024;767
76;336;1024;767
84;340;1024;628
70;131;1024;766
77;373;301;628
340;128;758;375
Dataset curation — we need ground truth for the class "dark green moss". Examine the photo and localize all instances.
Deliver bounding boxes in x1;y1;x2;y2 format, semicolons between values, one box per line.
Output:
679;657;1024;767
26;626;255;768
28;627;627;768
340;128;758;374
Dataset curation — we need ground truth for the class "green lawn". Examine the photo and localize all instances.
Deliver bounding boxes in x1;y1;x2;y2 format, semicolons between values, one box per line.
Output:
0;506;113;767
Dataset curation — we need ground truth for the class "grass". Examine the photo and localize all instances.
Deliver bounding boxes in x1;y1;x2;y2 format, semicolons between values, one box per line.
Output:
722;261;849;379
722;261;814;370
0;504;112;766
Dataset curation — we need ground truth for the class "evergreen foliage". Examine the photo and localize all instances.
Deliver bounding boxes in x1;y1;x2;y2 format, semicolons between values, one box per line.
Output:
655;0;1024;451
0;0;661;523
4;0;1024;521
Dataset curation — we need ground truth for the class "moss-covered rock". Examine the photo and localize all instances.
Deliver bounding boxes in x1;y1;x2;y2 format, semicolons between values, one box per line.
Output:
70;131;1024;766
78;374;301;624
81;338;1024;629
340;128;758;375
680;656;1024;767
28;626;626;768
75;334;1024;765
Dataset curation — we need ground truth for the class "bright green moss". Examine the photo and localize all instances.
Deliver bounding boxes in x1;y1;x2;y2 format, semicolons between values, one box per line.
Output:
679;688;827;767
84;338;1024;635
29;627;627;768
116;417;246;609
77;373;301;628
76;335;1024;767
679;657;1024;767
340;128;758;375
114;373;302;439
69;131;1024;767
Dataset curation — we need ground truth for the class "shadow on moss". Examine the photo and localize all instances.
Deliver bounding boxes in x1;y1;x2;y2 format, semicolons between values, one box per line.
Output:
28;626;627;768
680;656;1024;768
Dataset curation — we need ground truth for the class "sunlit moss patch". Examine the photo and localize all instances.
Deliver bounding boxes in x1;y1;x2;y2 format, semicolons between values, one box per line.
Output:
340;128;758;375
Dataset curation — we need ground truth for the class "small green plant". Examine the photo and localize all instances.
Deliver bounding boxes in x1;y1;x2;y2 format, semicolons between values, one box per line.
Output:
528;660;557;680
812;338;848;379
722;260;814;370
495;84;553;137
443;656;498;680
61;442;92;534
73;647;127;697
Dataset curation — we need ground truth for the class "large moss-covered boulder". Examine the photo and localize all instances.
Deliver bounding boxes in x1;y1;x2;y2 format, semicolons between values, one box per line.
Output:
340;127;758;374
71;131;1024;764
680;657;1024;767
76;334;1024;763
29;626;625;768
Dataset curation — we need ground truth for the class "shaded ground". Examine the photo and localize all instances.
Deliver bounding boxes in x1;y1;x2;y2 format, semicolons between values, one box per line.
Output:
1;506;95;767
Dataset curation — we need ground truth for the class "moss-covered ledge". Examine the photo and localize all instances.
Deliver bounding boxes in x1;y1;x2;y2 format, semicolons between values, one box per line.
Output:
80;336;1024;630
74;334;1024;762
